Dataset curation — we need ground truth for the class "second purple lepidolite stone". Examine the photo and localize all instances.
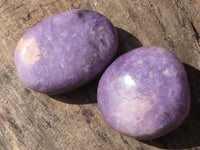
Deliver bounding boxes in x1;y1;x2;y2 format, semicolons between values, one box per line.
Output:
97;47;190;140
14;9;118;94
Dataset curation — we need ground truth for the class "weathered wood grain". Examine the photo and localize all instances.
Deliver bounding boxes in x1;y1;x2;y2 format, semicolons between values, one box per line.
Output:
0;0;200;150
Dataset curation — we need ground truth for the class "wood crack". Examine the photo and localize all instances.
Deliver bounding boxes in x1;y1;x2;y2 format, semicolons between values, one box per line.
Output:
15;4;25;10
148;0;175;50
191;21;200;46
148;0;166;33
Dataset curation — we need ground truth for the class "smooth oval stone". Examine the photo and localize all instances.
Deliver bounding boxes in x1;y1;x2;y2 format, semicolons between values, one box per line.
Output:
14;9;118;94
97;47;190;140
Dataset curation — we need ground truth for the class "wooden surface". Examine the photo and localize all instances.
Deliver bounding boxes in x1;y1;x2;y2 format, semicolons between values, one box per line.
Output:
0;0;200;150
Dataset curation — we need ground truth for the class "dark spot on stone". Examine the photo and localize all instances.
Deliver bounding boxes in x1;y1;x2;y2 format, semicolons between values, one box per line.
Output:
89;40;99;51
7;119;22;134
78;12;84;19
100;38;106;46
120;135;129;146
95;22;99;27
77;10;90;22
77;11;86;23
164;112;170;117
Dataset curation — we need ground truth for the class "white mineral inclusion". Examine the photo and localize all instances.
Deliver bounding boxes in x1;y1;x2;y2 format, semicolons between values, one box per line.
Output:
59;31;68;38
124;74;136;87
16;38;40;65
162;69;171;77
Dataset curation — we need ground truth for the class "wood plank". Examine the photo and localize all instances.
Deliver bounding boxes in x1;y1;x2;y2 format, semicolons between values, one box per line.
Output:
0;0;200;149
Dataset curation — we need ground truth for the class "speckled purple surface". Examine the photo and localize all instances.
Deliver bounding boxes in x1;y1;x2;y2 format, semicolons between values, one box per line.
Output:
97;47;190;140
14;9;118;94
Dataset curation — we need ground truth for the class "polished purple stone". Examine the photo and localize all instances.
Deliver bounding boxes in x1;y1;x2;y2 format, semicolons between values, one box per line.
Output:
97;47;190;140
14;9;118;94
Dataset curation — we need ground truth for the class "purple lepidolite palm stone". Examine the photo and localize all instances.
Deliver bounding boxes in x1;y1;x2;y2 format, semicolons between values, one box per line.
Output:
14;9;118;94
97;47;190;140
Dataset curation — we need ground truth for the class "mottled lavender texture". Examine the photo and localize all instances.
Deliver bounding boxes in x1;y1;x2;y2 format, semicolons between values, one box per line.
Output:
14;9;118;94
97;47;190;140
